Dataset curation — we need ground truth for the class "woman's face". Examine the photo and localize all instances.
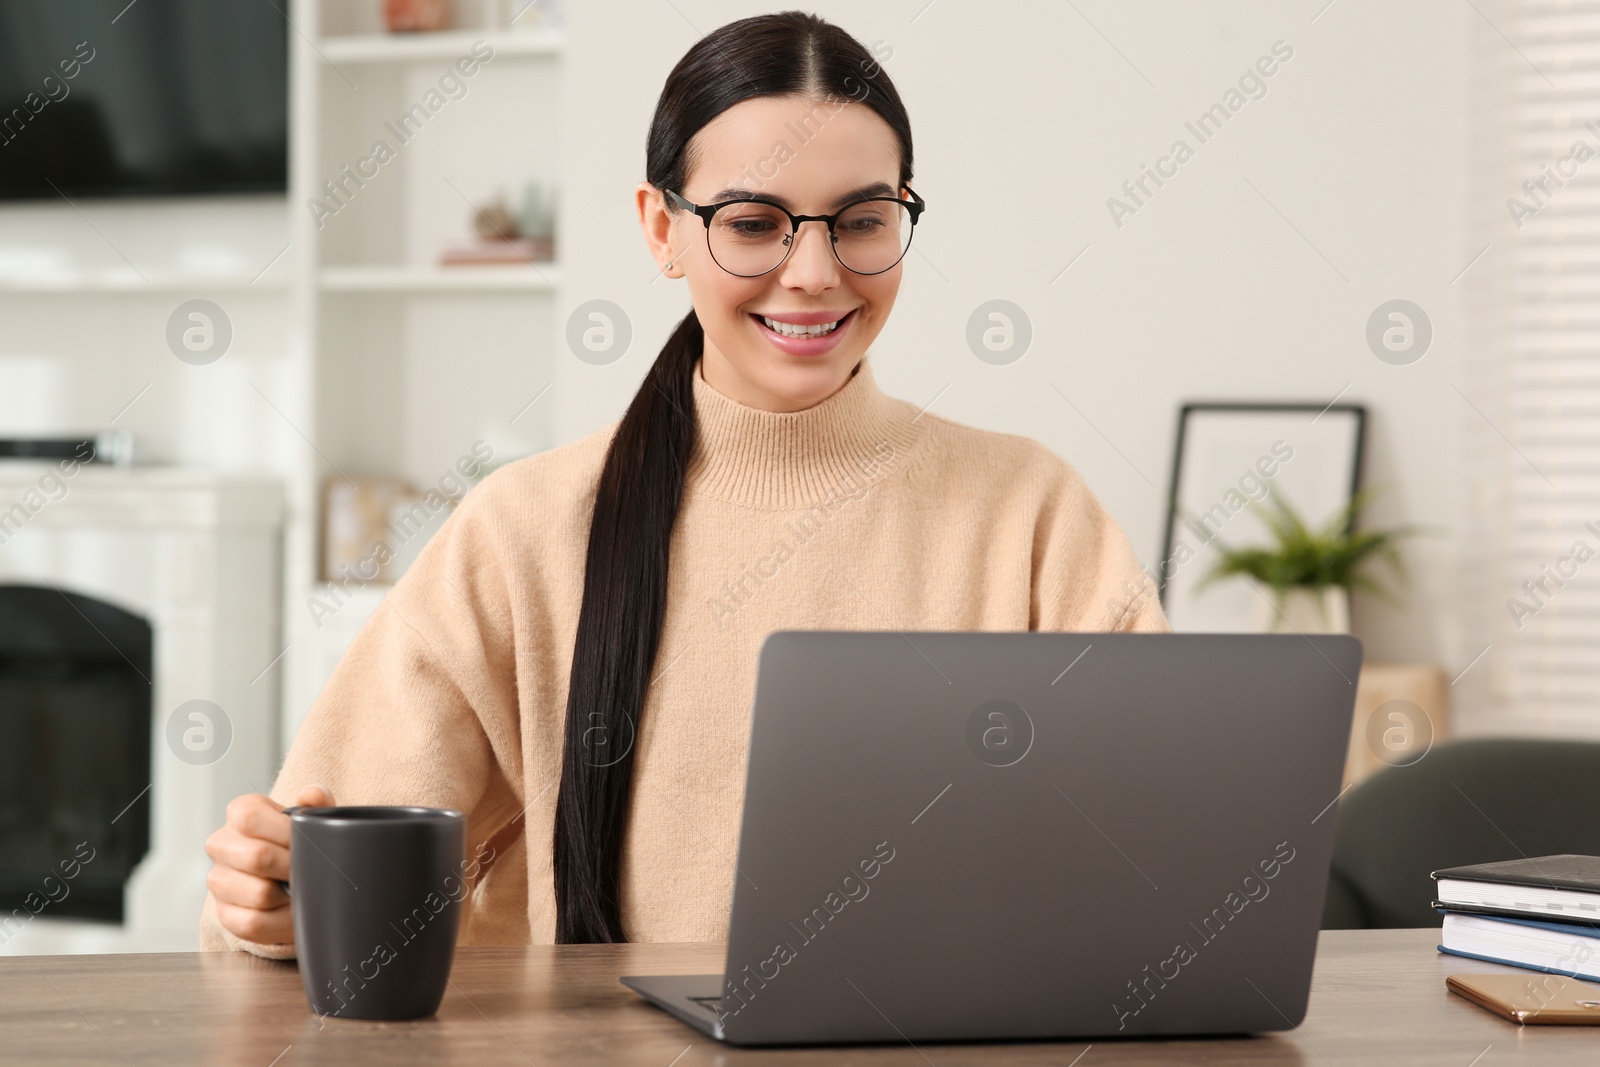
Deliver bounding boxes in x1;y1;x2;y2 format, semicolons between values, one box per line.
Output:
638;94;909;413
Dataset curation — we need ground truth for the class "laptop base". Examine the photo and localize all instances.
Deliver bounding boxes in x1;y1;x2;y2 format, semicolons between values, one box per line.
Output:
619;974;726;1040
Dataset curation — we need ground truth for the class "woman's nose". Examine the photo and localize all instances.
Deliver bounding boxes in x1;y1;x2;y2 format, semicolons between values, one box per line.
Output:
779;220;841;290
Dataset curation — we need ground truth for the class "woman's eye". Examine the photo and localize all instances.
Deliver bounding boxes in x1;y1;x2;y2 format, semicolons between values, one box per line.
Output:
719;210;787;239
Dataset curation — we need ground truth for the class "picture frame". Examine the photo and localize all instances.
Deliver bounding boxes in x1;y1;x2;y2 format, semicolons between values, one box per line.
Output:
1157;402;1367;632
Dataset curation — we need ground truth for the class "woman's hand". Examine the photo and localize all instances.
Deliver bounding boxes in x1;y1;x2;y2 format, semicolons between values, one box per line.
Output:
204;785;334;946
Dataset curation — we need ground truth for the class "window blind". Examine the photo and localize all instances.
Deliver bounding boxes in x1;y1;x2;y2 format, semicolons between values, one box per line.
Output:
1475;0;1600;728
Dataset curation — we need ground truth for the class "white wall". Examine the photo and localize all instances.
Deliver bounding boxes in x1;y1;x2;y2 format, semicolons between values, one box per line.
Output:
554;0;1473;668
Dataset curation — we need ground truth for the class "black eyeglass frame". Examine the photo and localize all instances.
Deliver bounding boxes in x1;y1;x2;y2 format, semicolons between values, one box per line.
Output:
663;185;927;277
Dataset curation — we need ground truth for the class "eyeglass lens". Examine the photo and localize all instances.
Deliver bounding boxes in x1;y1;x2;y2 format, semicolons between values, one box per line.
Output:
706;200;915;276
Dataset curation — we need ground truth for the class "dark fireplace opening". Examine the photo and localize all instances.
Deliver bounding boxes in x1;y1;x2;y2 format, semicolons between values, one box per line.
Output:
0;585;152;924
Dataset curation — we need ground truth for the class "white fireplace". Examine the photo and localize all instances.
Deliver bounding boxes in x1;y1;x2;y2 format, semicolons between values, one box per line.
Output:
0;463;282;954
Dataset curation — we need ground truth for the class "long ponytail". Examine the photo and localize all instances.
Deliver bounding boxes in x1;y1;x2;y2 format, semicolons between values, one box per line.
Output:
552;10;914;943
553;309;700;943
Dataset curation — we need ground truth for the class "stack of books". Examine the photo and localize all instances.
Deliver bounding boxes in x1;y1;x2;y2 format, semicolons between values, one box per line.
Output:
1435;855;1600;980
438;236;554;266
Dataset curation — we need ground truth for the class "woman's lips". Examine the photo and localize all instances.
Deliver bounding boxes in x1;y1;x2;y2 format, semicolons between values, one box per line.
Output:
751;308;857;357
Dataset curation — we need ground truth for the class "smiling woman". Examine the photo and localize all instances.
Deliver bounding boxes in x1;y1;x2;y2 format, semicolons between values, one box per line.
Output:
639;81;920;411
198;10;1168;960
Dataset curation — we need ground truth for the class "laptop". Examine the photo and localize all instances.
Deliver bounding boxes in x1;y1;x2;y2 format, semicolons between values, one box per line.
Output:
622;630;1362;1046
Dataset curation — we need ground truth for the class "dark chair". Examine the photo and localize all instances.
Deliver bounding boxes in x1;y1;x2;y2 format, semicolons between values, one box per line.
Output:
1322;738;1600;928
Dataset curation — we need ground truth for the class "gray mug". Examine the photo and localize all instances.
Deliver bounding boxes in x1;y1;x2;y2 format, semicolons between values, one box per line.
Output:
285;805;467;1020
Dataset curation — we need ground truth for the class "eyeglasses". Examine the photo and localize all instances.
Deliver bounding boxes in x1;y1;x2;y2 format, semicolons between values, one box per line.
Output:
664;185;926;278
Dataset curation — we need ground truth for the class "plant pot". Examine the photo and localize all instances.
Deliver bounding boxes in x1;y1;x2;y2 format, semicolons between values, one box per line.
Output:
1253;584;1351;634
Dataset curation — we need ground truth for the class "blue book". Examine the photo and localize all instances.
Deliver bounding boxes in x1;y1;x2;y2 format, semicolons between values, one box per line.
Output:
1439;910;1600;982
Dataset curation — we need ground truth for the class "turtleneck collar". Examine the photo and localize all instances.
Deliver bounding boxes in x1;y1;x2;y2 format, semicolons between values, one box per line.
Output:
685;357;924;510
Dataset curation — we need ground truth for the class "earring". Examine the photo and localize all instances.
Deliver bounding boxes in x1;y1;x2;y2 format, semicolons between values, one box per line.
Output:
665;261;673;270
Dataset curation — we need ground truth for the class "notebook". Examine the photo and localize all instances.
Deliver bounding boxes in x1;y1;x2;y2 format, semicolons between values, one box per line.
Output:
1433;855;1600;922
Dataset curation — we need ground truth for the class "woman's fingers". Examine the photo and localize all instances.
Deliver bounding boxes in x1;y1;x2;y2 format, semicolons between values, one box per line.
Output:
294;784;335;809
205;785;337;947
219;784;336;852
213;897;293;946
207;861;288;912
205;821;290;883
208;850;293;944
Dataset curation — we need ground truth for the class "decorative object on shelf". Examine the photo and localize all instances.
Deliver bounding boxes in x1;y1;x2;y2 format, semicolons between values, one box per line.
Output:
1159;402;1366;632
1197;486;1423;634
439;237;552;265
384;0;450;32
322;476;415;585
517;178;555;242
439;184;555;266
472;194;518;239
0;430;132;465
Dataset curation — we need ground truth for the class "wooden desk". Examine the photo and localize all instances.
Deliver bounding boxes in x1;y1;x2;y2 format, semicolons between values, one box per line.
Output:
3;930;1599;1065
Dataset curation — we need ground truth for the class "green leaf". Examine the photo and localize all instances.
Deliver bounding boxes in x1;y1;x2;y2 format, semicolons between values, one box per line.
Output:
1195;483;1429;600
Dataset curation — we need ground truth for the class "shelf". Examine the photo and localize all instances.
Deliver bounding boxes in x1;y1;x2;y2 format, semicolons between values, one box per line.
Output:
0;271;288;294
319;264;560;292
317;28;564;63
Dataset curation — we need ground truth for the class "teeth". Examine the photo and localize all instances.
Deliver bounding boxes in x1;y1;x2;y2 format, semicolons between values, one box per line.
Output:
761;315;843;338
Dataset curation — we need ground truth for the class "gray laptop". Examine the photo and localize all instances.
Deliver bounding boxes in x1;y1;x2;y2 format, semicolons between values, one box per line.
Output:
622;630;1362;1046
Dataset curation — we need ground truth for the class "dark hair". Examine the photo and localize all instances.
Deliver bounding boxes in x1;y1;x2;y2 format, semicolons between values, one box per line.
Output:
552;11;915;943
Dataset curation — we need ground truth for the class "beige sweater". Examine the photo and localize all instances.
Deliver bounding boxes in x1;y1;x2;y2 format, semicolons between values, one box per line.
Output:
199;356;1168;957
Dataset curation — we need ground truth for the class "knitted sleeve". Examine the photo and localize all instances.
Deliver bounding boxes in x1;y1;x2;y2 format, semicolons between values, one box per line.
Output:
1029;447;1171;634
198;477;528;959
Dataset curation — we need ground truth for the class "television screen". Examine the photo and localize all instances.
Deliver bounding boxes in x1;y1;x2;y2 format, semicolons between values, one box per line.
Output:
0;1;288;200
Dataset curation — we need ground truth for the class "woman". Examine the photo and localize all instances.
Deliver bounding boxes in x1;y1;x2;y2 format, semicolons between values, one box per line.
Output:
200;10;1167;956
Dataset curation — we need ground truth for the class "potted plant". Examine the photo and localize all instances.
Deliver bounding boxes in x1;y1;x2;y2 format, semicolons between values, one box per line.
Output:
1195;487;1420;634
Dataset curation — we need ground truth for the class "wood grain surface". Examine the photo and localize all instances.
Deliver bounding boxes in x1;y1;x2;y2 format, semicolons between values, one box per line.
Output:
3;929;1599;1065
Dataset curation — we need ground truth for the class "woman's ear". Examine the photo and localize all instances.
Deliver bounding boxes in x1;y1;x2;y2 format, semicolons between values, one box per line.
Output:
635;182;681;277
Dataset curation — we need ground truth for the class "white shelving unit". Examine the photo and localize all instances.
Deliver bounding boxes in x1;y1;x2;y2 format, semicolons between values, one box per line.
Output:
320;28;565;62
279;0;567;742
320;263;561;292
0;189;296;506
0;273;289;294
0;4;567;755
